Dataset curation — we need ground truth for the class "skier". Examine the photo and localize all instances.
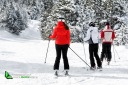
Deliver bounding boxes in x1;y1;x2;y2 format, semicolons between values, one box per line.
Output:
100;22;115;65
49;19;70;76
84;22;102;70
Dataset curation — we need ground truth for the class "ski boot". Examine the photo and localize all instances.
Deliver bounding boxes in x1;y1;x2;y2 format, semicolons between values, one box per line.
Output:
54;70;58;76
65;70;69;76
107;61;110;65
90;66;96;70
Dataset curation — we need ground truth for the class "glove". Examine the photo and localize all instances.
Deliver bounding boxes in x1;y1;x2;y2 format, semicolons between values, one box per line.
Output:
66;44;70;47
48;34;51;38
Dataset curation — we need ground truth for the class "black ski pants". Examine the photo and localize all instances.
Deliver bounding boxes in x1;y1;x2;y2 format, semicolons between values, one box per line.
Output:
89;44;102;68
101;43;112;61
54;44;69;70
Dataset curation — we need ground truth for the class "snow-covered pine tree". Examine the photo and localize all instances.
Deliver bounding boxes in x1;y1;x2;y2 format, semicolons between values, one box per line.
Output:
5;2;27;35
0;0;128;43
73;0;95;42
30;3;40;20
0;0;7;30
40;0;54;39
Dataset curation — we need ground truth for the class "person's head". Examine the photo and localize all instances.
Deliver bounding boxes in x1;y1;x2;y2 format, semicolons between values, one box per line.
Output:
106;22;110;25
89;22;95;27
57;17;65;26
106;22;110;29
57;21;64;26
57;20;69;30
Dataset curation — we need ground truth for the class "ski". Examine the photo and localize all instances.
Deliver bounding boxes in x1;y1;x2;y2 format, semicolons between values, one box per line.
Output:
53;70;71;78
97;69;103;71
54;74;71;78
86;67;103;71
89;69;102;72
65;74;71;78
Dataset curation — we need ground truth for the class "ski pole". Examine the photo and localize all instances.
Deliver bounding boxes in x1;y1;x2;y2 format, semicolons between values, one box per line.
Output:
79;30;87;62
69;47;91;68
112;44;116;62
44;39;50;63
82;42;87;62
98;43;101;56
44;27;54;63
113;44;120;59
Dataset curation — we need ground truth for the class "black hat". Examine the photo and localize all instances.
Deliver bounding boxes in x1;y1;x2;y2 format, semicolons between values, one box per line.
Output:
89;22;95;27
58;17;65;20
106;22;110;25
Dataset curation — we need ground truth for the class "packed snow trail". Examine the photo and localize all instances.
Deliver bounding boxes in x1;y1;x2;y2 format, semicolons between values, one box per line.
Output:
0;38;128;85
0;20;128;85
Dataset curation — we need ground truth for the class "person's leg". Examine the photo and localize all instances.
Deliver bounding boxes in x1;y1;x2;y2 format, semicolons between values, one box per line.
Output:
101;43;106;62
89;44;95;68
62;44;69;70
107;44;112;62
54;44;62;70
93;44;102;68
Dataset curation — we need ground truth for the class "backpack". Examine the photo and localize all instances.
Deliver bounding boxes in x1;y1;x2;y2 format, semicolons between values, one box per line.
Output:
88;30;94;44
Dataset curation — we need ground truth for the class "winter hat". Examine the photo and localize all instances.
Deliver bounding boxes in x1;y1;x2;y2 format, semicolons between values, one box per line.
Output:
89;22;95;27
106;22;110;29
58;17;65;22
106;22;110;25
58;17;65;20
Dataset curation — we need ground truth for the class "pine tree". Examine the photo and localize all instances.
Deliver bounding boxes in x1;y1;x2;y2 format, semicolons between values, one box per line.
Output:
0;0;128;43
5;2;27;35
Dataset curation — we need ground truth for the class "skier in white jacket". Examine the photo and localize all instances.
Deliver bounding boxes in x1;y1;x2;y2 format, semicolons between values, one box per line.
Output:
84;22;102;70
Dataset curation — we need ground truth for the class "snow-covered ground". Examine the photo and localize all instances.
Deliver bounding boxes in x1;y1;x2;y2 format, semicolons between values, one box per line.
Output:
0;20;128;85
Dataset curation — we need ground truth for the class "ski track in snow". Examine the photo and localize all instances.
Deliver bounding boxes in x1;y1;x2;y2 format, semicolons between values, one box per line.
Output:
0;38;128;85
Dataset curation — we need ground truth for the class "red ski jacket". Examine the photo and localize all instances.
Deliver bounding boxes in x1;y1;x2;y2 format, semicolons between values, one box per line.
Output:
101;25;115;43
49;21;70;45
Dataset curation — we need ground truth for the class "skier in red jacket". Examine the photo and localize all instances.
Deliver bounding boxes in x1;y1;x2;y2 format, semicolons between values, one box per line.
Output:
49;19;70;76
100;22;115;65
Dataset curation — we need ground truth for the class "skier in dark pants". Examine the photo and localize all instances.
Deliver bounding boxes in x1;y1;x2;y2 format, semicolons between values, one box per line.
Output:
100;22;115;65
84;22;102;70
49;19;70;76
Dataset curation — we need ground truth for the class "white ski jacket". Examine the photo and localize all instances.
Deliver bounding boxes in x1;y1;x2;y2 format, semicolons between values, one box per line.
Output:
84;27;99;44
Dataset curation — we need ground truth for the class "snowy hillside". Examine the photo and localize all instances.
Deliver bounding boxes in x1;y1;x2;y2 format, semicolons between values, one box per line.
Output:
20;20;42;40
0;20;41;40
0;21;128;85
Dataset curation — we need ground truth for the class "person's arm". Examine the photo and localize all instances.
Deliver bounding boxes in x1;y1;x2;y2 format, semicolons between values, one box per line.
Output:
100;30;104;39
84;29;91;42
112;31;115;40
66;30;70;45
49;28;57;39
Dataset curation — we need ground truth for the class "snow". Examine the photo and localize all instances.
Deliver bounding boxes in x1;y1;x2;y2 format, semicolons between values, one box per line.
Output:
118;16;128;25
20;20;42;40
100;19;107;23
0;20;128;85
